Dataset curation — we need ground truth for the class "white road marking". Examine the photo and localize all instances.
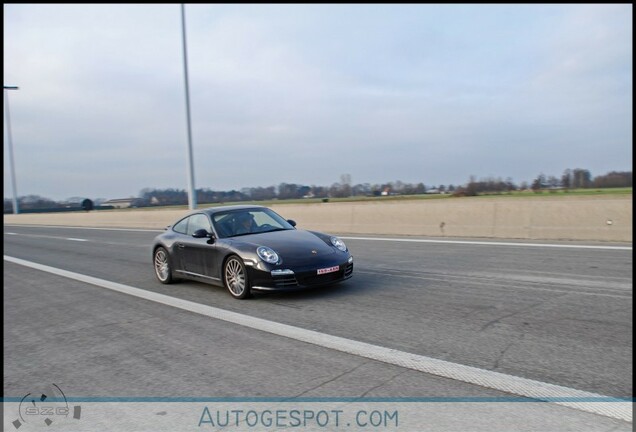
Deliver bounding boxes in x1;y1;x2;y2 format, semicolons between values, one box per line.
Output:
341;236;632;251
4;224;163;232
4;255;632;423
4;224;632;250
3;231;90;242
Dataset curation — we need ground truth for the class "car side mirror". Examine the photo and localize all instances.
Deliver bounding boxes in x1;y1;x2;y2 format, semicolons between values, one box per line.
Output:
287;219;297;227
192;229;213;239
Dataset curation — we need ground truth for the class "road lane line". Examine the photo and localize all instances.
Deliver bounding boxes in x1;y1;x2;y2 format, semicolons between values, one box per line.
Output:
4;224;162;232
341;236;633;250
4;224;631;250
4;255;631;422
3;231;91;242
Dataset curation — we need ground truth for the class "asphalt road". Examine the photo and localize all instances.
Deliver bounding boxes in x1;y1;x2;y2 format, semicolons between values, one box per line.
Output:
3;225;632;430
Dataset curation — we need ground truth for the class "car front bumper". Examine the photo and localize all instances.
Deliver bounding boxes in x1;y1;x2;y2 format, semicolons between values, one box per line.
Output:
248;256;353;291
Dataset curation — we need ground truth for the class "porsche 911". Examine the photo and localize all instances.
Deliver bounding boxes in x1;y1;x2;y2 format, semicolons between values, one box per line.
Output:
151;205;353;299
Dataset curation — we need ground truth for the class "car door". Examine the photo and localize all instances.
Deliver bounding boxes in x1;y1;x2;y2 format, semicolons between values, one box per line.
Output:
170;216;190;273
182;213;221;282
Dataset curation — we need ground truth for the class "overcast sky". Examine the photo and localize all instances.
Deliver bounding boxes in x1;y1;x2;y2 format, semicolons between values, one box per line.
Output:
3;4;633;201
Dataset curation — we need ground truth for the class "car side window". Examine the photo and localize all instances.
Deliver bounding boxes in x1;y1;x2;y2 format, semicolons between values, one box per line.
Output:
172;217;189;235
212;214;232;238
187;214;211;236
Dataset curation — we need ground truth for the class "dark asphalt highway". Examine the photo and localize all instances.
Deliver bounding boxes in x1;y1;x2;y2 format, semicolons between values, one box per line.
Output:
3;225;632;430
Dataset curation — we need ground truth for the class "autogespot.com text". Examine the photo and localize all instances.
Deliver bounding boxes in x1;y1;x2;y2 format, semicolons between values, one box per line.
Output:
198;407;399;429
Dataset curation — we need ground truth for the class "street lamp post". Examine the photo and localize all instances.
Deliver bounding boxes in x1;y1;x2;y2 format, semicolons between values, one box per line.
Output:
181;4;197;210
4;85;19;214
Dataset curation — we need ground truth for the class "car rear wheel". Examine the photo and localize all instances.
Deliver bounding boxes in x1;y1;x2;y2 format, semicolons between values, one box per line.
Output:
154;247;174;284
224;256;251;299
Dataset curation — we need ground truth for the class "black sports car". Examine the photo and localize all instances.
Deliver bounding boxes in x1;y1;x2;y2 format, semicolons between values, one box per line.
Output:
151;205;353;299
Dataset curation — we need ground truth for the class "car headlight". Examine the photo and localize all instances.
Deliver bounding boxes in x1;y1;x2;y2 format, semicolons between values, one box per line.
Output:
257;246;280;264
330;236;347;252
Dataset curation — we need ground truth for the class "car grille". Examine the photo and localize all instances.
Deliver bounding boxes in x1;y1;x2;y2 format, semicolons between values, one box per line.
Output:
298;265;353;285
299;269;345;286
344;262;354;277
270;261;352;289
272;273;298;288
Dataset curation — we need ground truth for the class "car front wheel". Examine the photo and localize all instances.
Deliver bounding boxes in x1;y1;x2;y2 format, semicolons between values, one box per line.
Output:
154;247;174;284
224;256;251;299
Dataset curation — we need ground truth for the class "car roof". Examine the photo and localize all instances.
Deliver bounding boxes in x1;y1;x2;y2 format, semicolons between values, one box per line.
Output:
195;204;267;216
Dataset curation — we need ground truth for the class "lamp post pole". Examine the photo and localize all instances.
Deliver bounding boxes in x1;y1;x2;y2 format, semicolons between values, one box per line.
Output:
181;4;197;210
4;85;19;214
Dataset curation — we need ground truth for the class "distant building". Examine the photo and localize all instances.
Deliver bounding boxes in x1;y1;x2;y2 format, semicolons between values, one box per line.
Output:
102;198;135;209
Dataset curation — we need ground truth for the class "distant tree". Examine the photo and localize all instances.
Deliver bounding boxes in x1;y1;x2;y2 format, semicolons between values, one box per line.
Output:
339;174;352;197
197;188;222;204
561;169;572;189
278;183;306;200
131;197;149;207
310;185;329;198
4;199;14;213
139;188;187;206
504;177;517;192
130;169;628;207
248;186;276;201
461;175;518;196
593;171;632;188
81;199;94;211
465;176;478;196
401;182;425;195
547;176;560;188
531;173;546;192
298;185;311;197
451;187;467;197
329;183;346;198
18;195;59;210
572;168;592;188
390;180;404;194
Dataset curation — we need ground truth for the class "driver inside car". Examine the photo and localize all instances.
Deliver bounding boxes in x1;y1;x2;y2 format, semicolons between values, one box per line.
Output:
234;212;256;235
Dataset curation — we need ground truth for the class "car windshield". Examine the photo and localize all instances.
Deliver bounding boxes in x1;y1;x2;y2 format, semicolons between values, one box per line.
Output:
212;208;295;238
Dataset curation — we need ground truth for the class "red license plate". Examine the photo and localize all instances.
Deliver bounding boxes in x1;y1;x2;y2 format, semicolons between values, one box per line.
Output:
317;265;339;275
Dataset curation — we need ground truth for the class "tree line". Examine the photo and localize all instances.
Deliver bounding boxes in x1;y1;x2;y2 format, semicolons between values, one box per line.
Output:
135;181;432;207
454;169;631;197
4;169;632;212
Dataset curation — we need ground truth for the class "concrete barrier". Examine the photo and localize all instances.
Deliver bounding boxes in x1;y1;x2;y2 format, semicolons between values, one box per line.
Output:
3;195;632;242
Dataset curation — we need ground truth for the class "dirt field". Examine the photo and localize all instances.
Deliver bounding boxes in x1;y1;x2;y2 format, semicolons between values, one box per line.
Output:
4;194;632;242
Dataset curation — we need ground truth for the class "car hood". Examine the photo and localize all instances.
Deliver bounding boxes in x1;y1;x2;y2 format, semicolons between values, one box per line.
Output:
229;229;337;262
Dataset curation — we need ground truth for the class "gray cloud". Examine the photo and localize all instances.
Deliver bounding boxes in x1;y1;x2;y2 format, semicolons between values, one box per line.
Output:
4;4;632;200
